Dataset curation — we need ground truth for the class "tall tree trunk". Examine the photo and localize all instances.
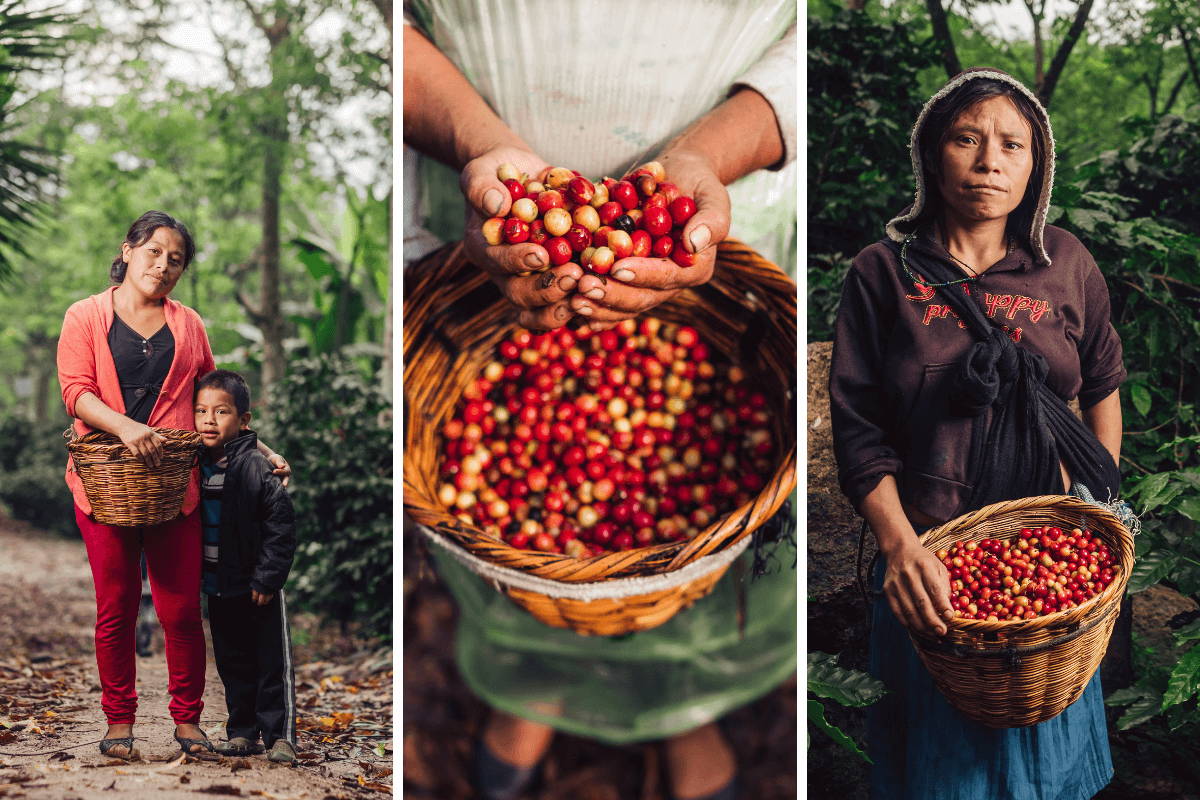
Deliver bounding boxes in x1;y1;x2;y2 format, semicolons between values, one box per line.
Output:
260;116;286;391
925;0;961;78
254;6;292;395
1038;0;1095;108
1024;0;1045;89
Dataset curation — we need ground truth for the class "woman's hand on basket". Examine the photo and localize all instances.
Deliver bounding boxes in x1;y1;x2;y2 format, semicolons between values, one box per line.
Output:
882;540;954;637
116;420;166;469
570;149;726;331
461;146;585;331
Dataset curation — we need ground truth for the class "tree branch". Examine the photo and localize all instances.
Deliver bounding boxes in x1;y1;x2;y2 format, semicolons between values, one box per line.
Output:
925;0;961;78
1178;23;1200;98
1163;68;1189;115
1039;0;1096;108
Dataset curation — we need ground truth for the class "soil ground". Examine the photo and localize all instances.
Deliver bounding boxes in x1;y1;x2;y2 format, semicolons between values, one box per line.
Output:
0;515;392;800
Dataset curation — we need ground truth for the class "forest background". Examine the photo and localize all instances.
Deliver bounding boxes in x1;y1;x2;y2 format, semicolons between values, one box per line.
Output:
0;0;393;640
809;0;1200;796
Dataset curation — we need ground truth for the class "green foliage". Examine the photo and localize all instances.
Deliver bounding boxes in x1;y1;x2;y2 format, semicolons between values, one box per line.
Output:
806;651;885;763
0;417;76;536
260;354;392;640
806;9;939;341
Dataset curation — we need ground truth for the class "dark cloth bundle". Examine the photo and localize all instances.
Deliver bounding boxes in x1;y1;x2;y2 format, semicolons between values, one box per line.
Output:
887;239;1121;511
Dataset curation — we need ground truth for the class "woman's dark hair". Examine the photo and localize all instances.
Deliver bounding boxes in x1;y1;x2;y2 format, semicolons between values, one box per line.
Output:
196;369;251;416
109;210;197;284
916;78;1047;244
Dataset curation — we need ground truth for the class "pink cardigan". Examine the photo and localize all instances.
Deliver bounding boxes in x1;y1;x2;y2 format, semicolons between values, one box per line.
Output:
57;286;215;517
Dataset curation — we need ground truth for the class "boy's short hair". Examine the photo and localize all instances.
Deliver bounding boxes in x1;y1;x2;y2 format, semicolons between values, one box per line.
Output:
196;369;251;416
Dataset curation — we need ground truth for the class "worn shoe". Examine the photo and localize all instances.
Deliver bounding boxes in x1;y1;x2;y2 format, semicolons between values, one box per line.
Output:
267;739;297;764
98;736;138;761
174;728;215;756
472;738;541;800
217;737;262;756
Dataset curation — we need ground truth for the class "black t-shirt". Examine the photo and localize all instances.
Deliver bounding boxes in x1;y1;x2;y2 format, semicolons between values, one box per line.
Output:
108;313;175;424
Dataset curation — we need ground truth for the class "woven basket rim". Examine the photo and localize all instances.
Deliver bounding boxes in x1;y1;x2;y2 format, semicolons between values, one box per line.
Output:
915;494;1133;637
402;239;798;585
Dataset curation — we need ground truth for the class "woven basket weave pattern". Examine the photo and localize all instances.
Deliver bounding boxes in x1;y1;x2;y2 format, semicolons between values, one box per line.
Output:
68;428;202;527
911;494;1135;728
403;240;797;635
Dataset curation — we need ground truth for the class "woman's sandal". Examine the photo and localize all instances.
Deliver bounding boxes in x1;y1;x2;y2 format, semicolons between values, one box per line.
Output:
98;736;138;761
174;729;216;756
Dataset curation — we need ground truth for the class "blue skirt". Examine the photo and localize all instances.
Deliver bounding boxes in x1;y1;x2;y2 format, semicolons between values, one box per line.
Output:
867;556;1113;800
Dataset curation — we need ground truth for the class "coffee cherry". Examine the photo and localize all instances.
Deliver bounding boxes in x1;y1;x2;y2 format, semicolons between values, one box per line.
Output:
545;237;572;266
497;163;520;182
630;230;652;258
565;225;591;253
503;218;530;244
589;247;615;275
545;167;574;190
504;179;526;202
536;189;566;216
590;182;609;208
573;204;601;233
651;235;673;258
640;161;666;182
511;198;538;223
612;181;638;211
641;206;671;237
669;196;697;226
598;201;624;226
670;237;696;266
543;207;572;237
482;217;505;246
613;214;635;234
607;230;634;260
567;177;595;206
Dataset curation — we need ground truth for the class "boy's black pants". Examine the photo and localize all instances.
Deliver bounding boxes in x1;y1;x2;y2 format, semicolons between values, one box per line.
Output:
207;591;296;747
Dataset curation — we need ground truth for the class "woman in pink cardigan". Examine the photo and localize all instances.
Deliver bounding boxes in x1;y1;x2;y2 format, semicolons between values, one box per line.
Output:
57;211;289;760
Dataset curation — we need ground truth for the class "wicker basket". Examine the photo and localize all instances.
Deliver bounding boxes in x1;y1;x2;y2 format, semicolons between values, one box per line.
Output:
910;494;1135;727
403;240;797;636
67;428;203;526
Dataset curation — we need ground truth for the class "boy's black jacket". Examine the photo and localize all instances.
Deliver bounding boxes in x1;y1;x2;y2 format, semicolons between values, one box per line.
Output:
207;429;296;596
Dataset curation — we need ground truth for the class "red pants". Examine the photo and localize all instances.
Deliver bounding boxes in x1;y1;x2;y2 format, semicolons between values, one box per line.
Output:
76;507;206;725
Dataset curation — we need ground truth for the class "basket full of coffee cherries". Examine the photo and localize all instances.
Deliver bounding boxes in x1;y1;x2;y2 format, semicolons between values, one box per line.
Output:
403;200;797;636
911;494;1135;728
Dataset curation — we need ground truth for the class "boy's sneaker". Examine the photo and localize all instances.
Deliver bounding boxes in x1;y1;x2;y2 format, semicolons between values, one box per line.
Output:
218;737;261;756
267;739;297;764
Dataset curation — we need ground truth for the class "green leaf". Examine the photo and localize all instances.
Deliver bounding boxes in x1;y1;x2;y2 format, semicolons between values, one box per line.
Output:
1116;691;1163;730
1176;496;1200;523
1162;647;1200;710
1127;550;1176;594
807;699;872;763
1134;472;1172;513
807;652;886;707
1130;382;1152;417
1175;619;1200;646
1104;686;1148;707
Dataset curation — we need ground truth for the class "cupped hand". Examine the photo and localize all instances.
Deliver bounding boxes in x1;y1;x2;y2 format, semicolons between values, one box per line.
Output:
882;541;954;637
118;421;166;469
461;146;584;330
568;149;728;329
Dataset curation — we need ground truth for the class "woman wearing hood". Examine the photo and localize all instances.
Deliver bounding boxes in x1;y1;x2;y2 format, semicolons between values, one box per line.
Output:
830;69;1125;798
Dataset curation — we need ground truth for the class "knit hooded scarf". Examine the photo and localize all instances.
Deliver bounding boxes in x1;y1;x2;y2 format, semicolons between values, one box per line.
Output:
881;68;1121;511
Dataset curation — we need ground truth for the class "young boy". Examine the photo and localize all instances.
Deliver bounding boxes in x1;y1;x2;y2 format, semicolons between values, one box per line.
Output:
194;370;298;764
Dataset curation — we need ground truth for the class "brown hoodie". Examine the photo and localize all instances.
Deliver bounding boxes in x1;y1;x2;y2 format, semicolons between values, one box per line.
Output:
828;70;1126;523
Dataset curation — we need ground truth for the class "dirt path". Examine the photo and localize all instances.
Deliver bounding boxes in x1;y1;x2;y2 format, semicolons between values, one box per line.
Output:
0;516;393;799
